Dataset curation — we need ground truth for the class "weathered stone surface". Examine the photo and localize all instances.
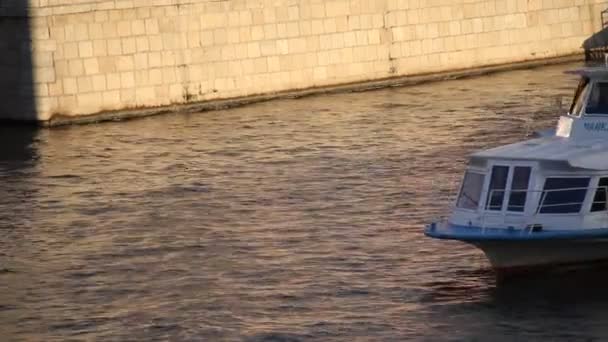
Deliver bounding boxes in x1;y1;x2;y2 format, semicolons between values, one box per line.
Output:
0;0;606;122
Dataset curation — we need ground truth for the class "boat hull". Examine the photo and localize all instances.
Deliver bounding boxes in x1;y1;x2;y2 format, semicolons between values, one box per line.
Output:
425;223;608;275
472;239;608;274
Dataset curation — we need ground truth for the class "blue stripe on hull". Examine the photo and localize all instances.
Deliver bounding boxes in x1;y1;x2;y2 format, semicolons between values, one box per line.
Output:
425;222;608;242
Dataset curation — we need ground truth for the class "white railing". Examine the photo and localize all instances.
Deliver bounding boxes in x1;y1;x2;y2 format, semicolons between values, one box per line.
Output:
478;186;608;231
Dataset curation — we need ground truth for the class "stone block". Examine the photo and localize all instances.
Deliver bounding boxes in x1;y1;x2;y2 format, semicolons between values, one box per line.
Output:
248;42;262;58
78;41;94;58
49;80;63;97
93;40;108;57
137;7;151;19
60;43;75;61
251;25;265;40
326;2;349;17
227;28;240;44
135;37;149;52
117;56;134;71
214;29;228;45
92;74;107;92
74;24;89;41
36;83;49;97
260;41;277;56
103;90;121;107
221;45;236;60
95;11;109;23
120;71;135;88
77;76;94;93
63;77;78;94
267;56;281;72
261;24;276;40
117;21;133;37
103;22;118;37
132;19;146;35
68;59;85;77
149;35;163;51
33;51;54;68
161;68;177;83
311;3;326;19
134;53;149;69
107;39;122;56
122;37;137;54
252;57;268;73
83;58;99;75
288;38;307;53
106;73;121;90
288;6;300;21
136;86;156;103
89;23;104;40
324;18;337;33
200;30;214;47
145;18;160;34
161;51;176;66
228;12;240;27
135;70;149;85
277;23;288;38
311;19;325;35
77;93;103;113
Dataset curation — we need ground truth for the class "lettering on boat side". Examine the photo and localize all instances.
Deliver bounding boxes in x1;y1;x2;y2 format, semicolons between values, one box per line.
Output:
584;122;608;132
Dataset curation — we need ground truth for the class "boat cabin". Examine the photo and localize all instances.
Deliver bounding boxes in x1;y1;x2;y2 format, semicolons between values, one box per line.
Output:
450;68;608;231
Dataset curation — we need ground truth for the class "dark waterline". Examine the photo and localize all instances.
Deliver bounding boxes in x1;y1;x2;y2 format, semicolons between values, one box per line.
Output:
3;62;608;341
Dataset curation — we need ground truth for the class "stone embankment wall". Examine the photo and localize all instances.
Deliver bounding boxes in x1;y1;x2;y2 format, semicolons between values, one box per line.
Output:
0;0;606;122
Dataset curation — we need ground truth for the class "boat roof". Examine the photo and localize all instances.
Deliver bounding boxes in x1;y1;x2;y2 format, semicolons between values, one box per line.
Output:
566;67;608;80
472;135;608;170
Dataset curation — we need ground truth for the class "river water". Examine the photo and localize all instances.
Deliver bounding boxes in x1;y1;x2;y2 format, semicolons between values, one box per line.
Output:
3;62;608;341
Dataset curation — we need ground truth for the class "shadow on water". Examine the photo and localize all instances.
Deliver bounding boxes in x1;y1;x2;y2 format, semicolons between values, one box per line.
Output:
493;265;608;304
423;266;608;339
425;263;608;308
0;2;38;282
0;2;36;121
0;4;39;164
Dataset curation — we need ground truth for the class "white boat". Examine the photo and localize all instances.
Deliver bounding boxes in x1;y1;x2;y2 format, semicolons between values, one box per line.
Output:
425;67;608;275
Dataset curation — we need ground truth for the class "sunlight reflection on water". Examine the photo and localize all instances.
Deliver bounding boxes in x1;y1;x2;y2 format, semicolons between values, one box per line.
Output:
4;62;608;341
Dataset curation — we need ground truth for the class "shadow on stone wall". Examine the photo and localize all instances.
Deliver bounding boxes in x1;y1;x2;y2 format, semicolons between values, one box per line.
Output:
0;3;38;164
583;27;608;62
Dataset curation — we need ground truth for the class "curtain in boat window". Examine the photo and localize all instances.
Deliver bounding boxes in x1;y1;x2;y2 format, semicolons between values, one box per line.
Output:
456;172;485;210
539;177;590;214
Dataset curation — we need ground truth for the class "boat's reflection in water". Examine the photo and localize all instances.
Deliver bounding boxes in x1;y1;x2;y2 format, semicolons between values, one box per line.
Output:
423;265;608;339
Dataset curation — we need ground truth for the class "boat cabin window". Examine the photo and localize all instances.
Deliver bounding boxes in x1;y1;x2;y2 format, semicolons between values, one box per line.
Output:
507;166;531;212
591;177;608;212
585;82;608;115
486;166;509;210
570;77;590;116
538;177;590;214
456;171;485;210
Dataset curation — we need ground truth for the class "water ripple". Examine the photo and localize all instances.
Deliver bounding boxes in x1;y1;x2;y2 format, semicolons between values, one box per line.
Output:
1;62;603;341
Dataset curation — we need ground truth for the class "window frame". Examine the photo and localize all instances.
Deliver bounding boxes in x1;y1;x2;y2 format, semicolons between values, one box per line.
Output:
486;165;509;211
506;166;532;212
455;170;486;211
537;176;591;215
481;161;537;214
583;80;608;117
591;177;608;212
569;77;590;117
